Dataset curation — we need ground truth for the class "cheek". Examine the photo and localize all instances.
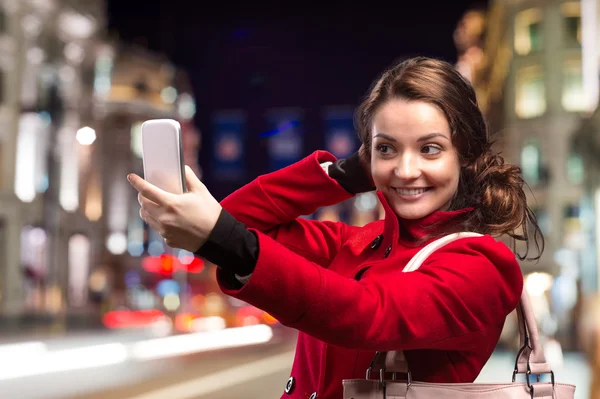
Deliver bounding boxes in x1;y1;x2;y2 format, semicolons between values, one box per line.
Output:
443;162;461;193
370;161;392;188
427;159;461;194
427;163;455;182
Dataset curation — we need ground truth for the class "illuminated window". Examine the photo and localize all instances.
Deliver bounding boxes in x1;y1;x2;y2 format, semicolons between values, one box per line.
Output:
567;151;585;184
20;226;48;275
515;8;543;55
107;172;129;233
84;169;102;221
20;226;48;310
561;2;581;46
562;58;585;112
516;65;546;119
59;126;79;212
68;234;90;307
521;139;541;186
15;113;50;202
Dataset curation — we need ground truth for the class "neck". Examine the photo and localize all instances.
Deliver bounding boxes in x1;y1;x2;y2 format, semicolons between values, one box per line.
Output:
377;191;474;246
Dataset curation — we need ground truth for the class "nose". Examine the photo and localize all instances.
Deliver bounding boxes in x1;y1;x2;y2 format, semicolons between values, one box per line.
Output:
394;154;421;181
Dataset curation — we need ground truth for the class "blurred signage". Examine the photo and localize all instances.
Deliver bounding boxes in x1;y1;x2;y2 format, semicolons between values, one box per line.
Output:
157;279;181;296
211;110;246;181
323;106;359;159
265;108;303;171
142;254;204;275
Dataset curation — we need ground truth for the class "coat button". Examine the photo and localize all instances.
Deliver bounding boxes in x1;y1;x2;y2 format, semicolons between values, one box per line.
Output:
309;392;318;399
384;245;392;258
370;234;383;250
284;377;294;393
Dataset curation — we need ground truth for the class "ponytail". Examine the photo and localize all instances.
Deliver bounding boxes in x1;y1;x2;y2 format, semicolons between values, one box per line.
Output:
450;151;544;261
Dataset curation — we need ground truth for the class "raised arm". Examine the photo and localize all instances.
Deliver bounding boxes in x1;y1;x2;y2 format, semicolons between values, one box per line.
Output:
202;150;374;268
220;150;373;232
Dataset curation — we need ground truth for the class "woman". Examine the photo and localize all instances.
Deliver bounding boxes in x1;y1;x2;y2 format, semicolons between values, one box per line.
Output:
128;57;543;399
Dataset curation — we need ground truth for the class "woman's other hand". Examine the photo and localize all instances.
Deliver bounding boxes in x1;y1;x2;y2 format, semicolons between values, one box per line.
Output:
358;144;374;187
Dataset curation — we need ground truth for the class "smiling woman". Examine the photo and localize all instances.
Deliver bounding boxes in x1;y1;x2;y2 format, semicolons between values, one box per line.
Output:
370;99;461;220
355;57;544;257
129;56;547;399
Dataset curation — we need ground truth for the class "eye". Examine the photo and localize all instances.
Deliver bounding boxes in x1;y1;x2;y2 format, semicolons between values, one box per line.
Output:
421;144;442;156
376;144;394;155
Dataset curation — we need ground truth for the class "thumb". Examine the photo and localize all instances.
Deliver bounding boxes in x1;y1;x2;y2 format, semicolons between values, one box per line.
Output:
184;165;204;193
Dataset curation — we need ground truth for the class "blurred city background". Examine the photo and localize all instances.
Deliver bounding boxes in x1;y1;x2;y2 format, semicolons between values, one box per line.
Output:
0;0;598;398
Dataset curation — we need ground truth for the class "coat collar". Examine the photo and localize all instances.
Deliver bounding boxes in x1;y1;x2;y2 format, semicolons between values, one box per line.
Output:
377;191;474;247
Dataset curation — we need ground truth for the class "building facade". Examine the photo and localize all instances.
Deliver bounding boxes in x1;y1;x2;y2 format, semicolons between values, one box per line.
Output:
0;0;199;331
0;0;106;326
455;0;598;349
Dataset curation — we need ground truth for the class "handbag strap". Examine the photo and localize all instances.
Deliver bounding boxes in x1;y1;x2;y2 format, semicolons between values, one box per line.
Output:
369;232;552;377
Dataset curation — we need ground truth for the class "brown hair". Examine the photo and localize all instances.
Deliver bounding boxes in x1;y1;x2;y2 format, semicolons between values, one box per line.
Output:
355;57;544;261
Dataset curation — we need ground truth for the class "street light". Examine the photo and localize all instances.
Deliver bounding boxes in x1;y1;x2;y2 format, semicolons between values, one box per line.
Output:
76;126;96;145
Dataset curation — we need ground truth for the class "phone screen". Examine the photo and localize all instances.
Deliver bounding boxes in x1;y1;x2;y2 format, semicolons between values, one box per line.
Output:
141;119;187;194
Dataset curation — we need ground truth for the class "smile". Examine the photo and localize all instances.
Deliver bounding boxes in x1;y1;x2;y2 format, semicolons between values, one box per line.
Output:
392;187;433;201
393;187;431;196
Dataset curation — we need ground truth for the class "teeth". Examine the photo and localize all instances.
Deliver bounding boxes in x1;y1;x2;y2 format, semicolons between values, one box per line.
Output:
395;188;427;196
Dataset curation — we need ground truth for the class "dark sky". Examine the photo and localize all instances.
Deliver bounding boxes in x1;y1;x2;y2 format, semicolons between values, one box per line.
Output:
106;0;483;193
106;1;481;106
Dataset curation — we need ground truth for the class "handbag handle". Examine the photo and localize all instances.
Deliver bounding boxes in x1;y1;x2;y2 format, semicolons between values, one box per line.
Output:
369;232;552;379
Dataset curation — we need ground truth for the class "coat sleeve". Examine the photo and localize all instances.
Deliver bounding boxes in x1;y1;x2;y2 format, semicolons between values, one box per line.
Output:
220;150;356;266
217;234;523;351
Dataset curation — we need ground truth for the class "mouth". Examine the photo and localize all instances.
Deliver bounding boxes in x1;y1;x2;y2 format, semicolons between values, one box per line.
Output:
392;187;432;199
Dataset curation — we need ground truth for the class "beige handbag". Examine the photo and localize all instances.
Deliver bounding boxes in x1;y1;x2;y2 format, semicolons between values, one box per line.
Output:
343;232;576;399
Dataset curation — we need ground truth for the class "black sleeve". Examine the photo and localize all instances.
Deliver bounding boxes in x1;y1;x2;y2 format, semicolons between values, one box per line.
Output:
327;151;375;194
194;209;258;277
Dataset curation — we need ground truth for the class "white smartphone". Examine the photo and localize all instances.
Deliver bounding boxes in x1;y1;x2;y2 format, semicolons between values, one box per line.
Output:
141;119;187;194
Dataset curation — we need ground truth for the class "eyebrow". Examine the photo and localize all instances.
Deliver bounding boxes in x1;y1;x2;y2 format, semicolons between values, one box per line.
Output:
372;133;397;142
416;133;450;142
373;132;450;142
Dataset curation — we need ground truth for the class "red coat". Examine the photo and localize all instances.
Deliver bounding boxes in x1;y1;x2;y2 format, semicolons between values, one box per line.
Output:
217;150;523;399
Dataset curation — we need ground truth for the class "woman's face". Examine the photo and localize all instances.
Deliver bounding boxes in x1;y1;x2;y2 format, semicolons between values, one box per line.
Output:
370;98;461;220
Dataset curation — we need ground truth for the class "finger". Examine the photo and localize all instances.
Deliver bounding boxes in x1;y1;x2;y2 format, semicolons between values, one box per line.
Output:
164;237;176;249
139;193;162;216
138;192;160;207
140;208;163;235
184;165;204;193
128;173;171;206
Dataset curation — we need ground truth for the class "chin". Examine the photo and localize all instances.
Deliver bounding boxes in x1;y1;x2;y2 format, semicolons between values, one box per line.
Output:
392;206;433;220
381;187;452;220
382;195;434;220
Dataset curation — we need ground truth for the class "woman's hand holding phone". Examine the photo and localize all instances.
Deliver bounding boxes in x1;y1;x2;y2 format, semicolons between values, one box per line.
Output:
128;166;222;252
